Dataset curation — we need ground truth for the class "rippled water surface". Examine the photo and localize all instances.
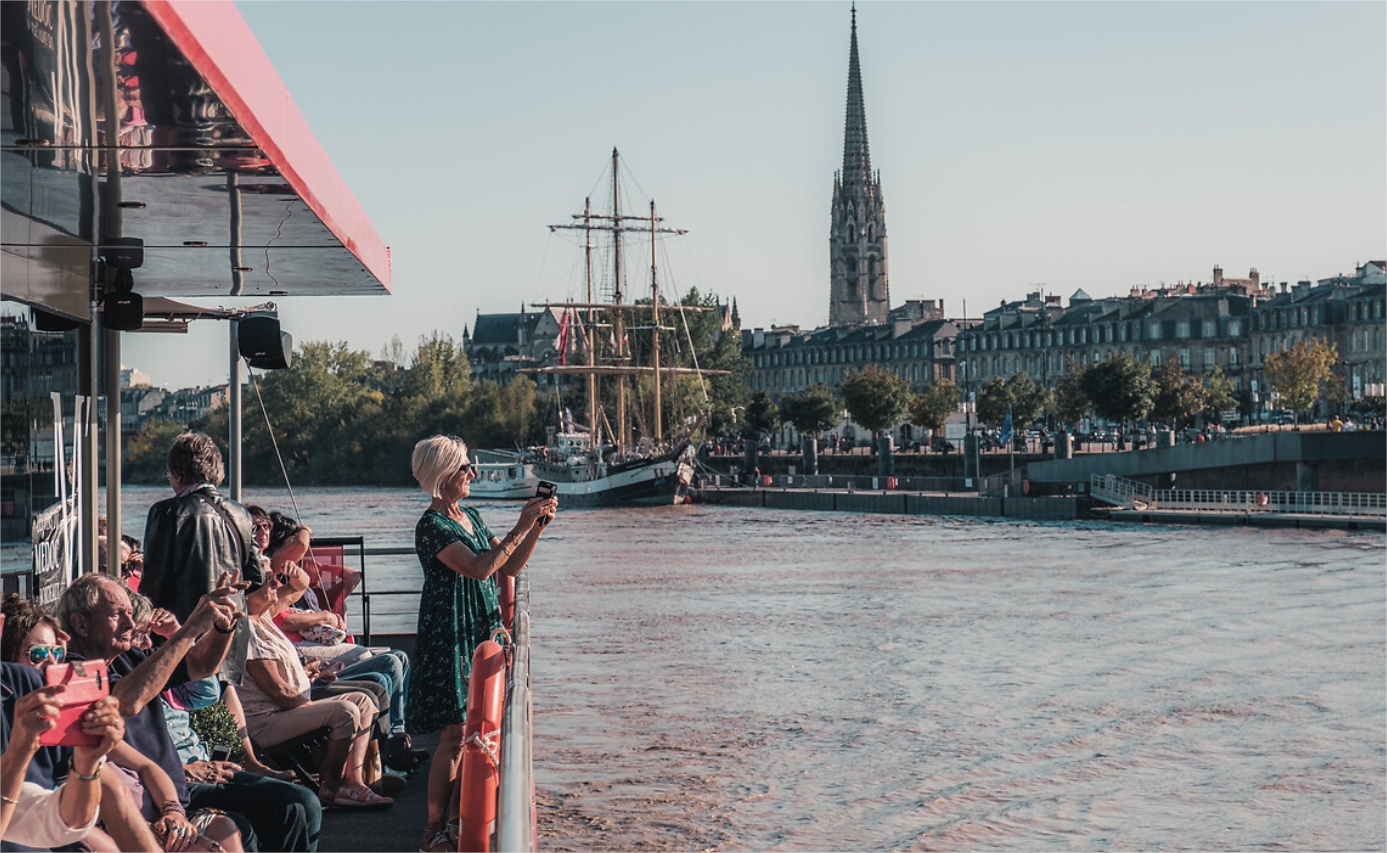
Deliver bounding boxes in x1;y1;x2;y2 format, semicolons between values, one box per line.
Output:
56;487;1387;850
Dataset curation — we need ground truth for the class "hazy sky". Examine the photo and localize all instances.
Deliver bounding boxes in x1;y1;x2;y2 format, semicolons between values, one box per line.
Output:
120;0;1386;390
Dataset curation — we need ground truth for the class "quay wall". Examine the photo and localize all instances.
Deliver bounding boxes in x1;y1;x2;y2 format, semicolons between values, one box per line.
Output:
693;487;1079;521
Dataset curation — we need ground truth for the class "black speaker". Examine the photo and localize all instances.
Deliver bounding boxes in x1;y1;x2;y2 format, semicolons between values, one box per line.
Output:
33;309;82;332
103;291;144;331
238;313;293;370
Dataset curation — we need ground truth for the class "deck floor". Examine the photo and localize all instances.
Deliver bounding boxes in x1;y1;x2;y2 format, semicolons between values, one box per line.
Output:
317;732;437;853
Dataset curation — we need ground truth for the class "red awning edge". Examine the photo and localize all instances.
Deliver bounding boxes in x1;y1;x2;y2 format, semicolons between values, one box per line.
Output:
143;0;392;294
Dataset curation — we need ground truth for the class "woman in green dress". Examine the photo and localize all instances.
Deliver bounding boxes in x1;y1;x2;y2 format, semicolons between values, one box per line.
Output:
406;435;556;852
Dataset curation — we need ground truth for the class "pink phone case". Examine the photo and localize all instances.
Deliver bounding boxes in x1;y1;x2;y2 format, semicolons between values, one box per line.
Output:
40;660;109;748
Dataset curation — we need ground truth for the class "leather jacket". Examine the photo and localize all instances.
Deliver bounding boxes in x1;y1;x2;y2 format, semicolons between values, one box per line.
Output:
141;486;266;683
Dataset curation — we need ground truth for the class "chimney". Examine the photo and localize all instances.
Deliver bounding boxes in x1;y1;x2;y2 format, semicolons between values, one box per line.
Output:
1280;282;1288;294
1213;265;1223;288
1249;268;1259;287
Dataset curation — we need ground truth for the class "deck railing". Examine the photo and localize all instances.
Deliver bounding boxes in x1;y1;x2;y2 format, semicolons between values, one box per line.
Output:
497;571;535;851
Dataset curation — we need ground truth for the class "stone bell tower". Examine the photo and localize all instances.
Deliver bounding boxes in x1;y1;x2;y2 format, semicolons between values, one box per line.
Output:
829;5;889;327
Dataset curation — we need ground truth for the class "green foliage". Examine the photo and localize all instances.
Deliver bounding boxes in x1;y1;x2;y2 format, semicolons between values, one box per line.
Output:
1202;365;1238;416
839;366;911;436
464;376;549;450
122;419;189;484
188;702;242;762
974;373;1048;428
742;390;781;438
1052;361;1090;427
1080;352;1155;425
778;383;840;436
906;382;959;433
1150;356;1206;424
1262;338;1337;418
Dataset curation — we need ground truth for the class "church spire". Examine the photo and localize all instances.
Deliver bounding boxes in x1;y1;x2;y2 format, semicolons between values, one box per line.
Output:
828;4;889;328
842;3;871;186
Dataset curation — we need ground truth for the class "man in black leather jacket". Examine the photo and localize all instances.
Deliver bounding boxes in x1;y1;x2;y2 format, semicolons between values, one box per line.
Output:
141;432;265;684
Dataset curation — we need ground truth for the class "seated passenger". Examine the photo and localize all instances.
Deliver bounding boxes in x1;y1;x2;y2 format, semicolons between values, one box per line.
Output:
247;507;413;764
2;594;163;853
58;574;319;852
239;566;393;809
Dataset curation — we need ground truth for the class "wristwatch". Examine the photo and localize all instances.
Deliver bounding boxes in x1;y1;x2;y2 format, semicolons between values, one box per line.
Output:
69;755;106;782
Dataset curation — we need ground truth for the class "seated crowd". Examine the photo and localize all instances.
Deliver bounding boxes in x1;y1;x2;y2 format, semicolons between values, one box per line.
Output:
1;525;420;852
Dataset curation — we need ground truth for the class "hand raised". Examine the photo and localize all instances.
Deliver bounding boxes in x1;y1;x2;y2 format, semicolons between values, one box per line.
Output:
9;685;64;752
74;695;124;758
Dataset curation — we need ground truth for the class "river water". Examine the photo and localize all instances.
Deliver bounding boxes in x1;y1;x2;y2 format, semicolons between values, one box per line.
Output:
34;487;1387;850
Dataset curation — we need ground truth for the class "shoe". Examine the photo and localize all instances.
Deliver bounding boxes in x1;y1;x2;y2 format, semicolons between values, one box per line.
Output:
385;733;414;772
370;770;407;798
419;828;452;852
410;748;430;769
330;784;393;809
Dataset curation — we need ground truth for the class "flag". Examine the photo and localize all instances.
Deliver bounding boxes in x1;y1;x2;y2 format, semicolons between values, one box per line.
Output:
557;309;571;366
1000;407;1013;446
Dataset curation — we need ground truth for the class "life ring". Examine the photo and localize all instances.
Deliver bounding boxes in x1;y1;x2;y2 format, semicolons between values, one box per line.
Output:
495;573;515;633
459;640;506;852
1256;492;1269;508
1022;478;1031;496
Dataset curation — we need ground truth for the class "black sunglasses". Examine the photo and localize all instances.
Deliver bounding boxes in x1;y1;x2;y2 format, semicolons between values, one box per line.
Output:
458;462;474;474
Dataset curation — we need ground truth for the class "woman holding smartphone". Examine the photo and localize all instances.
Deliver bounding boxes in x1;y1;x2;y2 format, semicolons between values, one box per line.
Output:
406;435;556;853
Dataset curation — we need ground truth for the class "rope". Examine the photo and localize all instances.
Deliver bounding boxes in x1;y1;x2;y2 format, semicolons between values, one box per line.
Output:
244;364;308;532
465;729;501;769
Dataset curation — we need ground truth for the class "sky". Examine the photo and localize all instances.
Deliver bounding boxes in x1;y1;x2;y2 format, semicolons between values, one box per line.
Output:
119;0;1385;390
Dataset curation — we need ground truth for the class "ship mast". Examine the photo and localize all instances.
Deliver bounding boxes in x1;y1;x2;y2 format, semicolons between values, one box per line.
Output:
546;147;689;455
582;196;599;449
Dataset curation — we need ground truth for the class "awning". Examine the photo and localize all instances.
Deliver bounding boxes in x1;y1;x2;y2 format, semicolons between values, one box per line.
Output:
1;0;391;321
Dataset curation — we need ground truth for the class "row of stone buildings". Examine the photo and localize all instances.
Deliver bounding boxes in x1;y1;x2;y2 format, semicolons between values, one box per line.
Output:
743;262;1385;424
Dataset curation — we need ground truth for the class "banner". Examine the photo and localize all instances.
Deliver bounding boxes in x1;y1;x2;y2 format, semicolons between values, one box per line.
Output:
32;496;79;607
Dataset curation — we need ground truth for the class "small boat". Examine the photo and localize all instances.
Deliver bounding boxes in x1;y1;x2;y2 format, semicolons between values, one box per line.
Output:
466;450;541;500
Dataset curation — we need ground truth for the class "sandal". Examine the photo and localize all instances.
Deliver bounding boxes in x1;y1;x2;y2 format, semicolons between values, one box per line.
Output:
330;784;393;809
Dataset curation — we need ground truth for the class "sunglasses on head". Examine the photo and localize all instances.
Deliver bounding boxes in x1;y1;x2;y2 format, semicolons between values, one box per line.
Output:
28;644;65;665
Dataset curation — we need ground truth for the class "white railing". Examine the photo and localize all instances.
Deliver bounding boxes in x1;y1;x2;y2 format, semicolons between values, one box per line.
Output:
1090;474;1387;517
1154;488;1387;517
1090;474;1155;508
496;572;534;852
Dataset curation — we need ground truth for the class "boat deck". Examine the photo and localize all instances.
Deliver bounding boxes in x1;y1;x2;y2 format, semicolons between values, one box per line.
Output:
317;732;437;852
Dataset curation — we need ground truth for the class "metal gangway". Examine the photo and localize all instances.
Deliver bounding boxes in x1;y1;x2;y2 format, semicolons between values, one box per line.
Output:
1091;474;1387;518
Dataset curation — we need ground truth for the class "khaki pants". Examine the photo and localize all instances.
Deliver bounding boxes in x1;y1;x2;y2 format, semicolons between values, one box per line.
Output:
245;691;377;745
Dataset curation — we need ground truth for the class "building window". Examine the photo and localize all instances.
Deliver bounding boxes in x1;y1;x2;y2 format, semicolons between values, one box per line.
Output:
1150;348;1161;364
1204;348;1216;370
1228;319;1241;336
1203;320;1216;338
1230;348;1239;367
1176;321;1190;339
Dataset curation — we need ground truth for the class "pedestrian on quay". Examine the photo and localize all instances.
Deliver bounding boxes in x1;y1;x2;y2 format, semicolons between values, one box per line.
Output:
406;435;557;853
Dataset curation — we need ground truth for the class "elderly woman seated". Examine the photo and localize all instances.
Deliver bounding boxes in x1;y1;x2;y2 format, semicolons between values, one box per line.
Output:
238;565;392;809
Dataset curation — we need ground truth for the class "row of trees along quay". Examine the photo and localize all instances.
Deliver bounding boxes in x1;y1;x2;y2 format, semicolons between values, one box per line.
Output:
121;330;1361;487
761;336;1360;457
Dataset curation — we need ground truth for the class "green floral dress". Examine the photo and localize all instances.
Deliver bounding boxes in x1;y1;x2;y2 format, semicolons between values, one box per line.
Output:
405;506;502;734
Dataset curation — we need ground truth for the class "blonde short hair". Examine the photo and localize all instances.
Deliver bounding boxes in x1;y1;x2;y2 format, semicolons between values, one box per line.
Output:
412;435;469;498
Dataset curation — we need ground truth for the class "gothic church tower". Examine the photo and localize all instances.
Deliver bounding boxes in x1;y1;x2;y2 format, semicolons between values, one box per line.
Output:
829;5;889;327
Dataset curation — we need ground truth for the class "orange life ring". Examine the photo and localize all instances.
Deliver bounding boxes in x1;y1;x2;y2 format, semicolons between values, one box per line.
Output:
459;640;506;852
495;573;515;633
1256;492;1269;508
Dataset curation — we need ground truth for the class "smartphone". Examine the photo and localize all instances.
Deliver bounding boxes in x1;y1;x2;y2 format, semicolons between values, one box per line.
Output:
535;481;556;526
210;744;232;763
40;660;109;747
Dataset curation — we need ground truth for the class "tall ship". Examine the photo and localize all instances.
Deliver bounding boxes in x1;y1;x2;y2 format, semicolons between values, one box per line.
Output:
474;148;719;507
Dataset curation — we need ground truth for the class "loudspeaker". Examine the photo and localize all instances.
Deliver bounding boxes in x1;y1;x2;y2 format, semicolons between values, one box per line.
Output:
101;237;144;270
33;309;82;332
238;313;293;370
103;291;144;331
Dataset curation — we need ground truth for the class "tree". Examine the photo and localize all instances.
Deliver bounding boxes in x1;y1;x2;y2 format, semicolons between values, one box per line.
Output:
463;375;548;450
123;419;190;483
1262;338;1337;423
907;382;959;434
778;383;840;438
1081;352;1156;428
974;372;1049;430
1150;355;1206;425
1052;361;1090;428
1202;364;1238;420
839;366;911;437
741;390;780;439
